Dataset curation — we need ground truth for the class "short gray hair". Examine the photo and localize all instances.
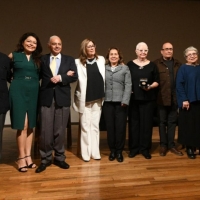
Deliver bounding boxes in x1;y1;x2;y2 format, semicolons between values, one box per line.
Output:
136;42;148;50
184;46;198;57
48;35;61;44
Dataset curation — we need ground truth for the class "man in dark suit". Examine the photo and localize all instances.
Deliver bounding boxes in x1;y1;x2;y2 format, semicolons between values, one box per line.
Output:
36;36;78;173
0;51;10;160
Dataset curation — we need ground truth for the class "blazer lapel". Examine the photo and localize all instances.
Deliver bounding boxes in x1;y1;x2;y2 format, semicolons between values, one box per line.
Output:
105;65;122;73
80;62;87;77
105;65;111;72
57;54;64;74
113;66;122;73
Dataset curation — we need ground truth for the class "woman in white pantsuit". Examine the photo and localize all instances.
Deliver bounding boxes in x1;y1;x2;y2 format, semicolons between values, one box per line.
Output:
73;39;105;161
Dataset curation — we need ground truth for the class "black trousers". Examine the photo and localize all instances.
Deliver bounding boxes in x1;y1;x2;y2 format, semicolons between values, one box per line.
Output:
128;100;155;154
158;104;177;149
178;101;200;147
103;102;127;154
0;113;6;160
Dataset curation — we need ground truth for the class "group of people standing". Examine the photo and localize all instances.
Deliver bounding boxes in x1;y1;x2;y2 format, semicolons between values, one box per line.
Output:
0;32;200;174
0;33;78;173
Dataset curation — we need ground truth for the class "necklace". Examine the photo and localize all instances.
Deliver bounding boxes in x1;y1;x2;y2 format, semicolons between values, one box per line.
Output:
86;58;96;65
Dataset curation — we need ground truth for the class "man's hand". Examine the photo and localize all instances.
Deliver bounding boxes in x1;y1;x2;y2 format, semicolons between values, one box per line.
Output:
50;75;60;84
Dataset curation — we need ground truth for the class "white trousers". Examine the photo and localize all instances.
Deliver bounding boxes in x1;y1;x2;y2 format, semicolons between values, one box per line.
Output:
80;99;102;161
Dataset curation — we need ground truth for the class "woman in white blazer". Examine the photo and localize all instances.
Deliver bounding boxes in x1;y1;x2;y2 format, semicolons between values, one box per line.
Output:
73;39;105;162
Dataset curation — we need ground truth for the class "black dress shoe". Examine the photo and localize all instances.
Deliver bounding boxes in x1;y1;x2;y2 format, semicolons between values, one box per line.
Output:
35;161;52;173
186;148;196;159
142;151;152;159
116;153;123;162
109;152;115;161
54;159;70;169
128;151;138;158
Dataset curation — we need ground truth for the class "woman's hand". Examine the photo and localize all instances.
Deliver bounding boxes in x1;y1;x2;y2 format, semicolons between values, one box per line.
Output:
142;85;152;91
182;101;190;110
67;70;75;76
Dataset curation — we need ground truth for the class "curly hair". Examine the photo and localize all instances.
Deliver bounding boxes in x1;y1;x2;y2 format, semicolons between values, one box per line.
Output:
105;47;124;65
16;32;42;67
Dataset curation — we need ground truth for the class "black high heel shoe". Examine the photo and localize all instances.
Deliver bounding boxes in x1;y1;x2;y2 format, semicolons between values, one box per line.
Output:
15;157;28;172
25;155;36;168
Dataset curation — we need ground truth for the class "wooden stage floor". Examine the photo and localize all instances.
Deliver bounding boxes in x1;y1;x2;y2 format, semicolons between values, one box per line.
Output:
1;126;200;200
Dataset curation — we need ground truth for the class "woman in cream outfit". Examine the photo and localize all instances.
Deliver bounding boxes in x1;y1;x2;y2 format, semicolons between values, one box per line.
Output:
73;39;105;162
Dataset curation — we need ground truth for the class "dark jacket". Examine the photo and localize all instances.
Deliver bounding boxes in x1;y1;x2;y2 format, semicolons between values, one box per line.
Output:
39;53;78;107
154;57;181;106
0;52;10;114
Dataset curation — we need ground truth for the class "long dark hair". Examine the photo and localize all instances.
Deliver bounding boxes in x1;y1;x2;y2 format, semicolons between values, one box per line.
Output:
16;32;42;67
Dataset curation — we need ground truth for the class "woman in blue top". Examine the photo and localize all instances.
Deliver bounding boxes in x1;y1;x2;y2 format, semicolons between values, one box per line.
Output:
176;46;200;159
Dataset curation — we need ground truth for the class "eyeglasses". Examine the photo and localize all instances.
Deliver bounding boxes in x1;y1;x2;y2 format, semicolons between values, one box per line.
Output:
186;53;198;57
162;48;173;51
137;49;148;53
86;45;95;49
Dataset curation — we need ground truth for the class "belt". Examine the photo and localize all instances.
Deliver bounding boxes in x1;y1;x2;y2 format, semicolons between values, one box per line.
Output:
14;76;38;80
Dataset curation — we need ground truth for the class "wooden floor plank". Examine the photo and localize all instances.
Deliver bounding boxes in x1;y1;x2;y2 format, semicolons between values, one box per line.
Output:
1;126;200;199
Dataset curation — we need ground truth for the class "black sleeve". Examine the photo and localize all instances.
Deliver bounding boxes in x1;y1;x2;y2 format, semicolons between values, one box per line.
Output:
7;58;13;83
60;56;78;85
39;58;44;80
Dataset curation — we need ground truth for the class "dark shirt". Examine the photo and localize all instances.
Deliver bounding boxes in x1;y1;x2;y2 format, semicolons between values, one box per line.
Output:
127;61;159;101
163;59;174;93
0;52;10;114
86;59;104;102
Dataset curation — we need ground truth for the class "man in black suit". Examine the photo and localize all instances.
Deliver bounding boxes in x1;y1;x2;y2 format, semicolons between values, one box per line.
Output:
36;36;78;173
0;52;10;160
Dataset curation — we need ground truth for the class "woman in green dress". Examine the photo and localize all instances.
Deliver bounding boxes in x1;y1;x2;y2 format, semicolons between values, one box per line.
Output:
9;32;42;172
